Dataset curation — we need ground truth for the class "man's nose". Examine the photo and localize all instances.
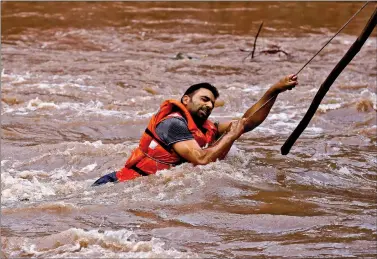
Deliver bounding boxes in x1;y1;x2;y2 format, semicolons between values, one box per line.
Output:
206;101;213;110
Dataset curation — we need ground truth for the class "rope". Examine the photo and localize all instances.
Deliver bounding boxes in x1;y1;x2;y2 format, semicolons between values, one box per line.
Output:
245;2;370;120
295;1;370;75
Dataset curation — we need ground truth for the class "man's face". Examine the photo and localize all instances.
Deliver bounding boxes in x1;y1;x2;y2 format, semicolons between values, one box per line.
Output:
182;88;215;123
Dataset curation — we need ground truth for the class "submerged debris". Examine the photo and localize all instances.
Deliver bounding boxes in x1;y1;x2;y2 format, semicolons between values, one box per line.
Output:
172;52;193;60
240;44;291;60
243;21;264;62
143;87;158;95
260;44;290;56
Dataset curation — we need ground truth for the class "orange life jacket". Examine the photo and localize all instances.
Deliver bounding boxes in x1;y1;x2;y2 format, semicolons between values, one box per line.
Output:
116;99;218;181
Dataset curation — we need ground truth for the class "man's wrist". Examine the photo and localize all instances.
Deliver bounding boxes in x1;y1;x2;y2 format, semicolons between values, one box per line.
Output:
228;131;240;142
270;84;282;94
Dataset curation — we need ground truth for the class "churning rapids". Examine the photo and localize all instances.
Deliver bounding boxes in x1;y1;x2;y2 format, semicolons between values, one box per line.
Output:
1;2;376;258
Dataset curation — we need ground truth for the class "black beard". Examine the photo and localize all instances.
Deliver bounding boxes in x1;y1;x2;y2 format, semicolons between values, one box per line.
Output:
192;114;206;127
191;110;209;127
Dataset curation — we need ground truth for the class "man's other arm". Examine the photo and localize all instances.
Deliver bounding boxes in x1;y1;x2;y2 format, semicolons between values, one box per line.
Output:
172;118;246;165
217;74;298;135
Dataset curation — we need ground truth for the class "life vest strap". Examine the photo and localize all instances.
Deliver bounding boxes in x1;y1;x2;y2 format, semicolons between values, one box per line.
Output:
145;128;172;152
141;149;180;166
144;128;185;166
131;165;149;176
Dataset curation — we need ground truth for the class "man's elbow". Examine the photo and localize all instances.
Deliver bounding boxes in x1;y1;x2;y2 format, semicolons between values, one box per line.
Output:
191;156;214;166
244;120;262;133
194;159;210;166
183;149;218;166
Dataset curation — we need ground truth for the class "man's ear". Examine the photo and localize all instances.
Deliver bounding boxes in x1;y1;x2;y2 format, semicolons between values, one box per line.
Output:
182;95;190;105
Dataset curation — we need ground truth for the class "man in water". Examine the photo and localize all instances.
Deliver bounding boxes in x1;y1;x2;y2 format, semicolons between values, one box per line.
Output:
92;74;298;186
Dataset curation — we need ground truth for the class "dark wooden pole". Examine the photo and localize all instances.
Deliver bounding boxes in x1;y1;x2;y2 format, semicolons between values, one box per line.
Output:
243;21;264;62
281;7;377;155
252;22;264;59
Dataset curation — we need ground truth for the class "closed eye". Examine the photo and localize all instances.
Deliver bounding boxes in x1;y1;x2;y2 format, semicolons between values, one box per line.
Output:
201;96;214;107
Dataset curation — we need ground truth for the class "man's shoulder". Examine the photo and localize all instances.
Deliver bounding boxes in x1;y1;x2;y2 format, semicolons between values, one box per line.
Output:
158;116;188;130
155;116;193;146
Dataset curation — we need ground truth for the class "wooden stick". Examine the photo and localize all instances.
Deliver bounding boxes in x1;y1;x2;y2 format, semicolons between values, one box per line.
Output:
252;22;264;59
281;7;377;155
243;21;264;62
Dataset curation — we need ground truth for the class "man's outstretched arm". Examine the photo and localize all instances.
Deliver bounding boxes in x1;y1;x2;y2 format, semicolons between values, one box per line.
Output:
217;74;298;135
172;118;246;165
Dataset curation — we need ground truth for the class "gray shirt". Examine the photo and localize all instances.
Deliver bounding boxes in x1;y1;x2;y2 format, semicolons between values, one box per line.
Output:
155;117;194;148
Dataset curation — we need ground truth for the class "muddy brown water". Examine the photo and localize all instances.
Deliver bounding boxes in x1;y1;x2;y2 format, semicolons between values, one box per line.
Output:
1;2;376;258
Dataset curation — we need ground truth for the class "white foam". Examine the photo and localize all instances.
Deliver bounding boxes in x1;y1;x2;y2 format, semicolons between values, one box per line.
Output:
242;84;263;94
271;121;297;129
360;89;377;110
36;82;95;90
128;96;158;104
79;163;98;174
83;140;103;148
1;71;32;83
50;168;73;182
318;103;342;112
256;121;323;135
49;164;97;182
26;97;60;110
2;98;149;118
251;126;277;135
305;126;324;134
268;112;296;121
1;160;10;167
18;169;50;179
8;228;198;258
121;147;264;205
1;171;56;202
1;163;99;203
338;166;352;175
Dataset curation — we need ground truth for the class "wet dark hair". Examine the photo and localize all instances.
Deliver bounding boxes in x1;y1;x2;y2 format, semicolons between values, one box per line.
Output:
181;82;219;103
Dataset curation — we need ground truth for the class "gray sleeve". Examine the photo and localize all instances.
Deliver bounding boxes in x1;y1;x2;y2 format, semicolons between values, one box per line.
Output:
155;117;194;147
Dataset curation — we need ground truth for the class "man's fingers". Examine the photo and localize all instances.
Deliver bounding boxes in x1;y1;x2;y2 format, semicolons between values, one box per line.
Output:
289;77;298;85
228;120;237;131
288;74;297;80
288;74;298;82
287;82;298;90
287;81;297;87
